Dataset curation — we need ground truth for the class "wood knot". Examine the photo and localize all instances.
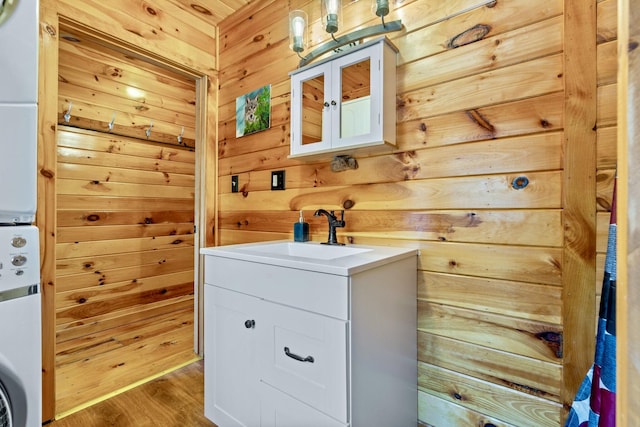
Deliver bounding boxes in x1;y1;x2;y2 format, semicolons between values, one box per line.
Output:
45;25;57;37
629;41;639;52
86;214;100;222
40;168;55;179
447;24;492;48
536;331;563;358
146;7;157;15
466;109;495;134
191;4;212;15
254;34;265;42
343;200;355;209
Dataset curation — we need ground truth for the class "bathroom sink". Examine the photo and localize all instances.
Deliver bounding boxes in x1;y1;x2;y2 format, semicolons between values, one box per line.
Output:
242;242;372;260
201;240;417;276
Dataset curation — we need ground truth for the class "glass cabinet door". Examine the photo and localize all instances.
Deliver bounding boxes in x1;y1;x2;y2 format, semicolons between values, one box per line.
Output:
301;73;326;146
291;66;332;155
332;44;381;149
339;57;370;139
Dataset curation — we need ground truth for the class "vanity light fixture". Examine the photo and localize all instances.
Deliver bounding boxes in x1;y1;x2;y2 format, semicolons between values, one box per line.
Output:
288;10;308;53
289;0;403;67
322;0;341;38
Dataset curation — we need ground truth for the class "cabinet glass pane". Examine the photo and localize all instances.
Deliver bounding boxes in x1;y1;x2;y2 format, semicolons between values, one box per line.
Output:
301;75;324;146
340;58;371;139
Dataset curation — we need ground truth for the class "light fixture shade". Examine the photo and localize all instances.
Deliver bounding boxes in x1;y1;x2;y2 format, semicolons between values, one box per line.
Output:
289;10;308;53
321;0;341;34
372;0;391;17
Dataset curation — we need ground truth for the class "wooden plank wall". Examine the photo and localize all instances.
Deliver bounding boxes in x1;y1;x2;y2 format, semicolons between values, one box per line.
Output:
217;1;611;426
38;0;222;420
53;29;198;413
54;128;196;414
57;27;197;148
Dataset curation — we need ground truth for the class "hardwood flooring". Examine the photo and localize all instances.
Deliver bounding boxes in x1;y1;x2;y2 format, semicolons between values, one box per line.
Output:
46;359;216;427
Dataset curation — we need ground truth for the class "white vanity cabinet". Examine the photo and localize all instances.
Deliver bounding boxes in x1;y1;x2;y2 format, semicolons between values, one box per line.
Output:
202;241;418;427
289;37;398;159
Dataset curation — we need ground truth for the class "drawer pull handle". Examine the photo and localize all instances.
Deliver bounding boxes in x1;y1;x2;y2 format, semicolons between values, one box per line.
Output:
284;347;314;363
244;319;255;329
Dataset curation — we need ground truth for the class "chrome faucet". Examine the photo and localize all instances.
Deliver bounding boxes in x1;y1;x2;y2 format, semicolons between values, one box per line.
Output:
314;209;345;245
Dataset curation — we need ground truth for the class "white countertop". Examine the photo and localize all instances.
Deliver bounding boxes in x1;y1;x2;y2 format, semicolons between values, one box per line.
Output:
200;240;418;276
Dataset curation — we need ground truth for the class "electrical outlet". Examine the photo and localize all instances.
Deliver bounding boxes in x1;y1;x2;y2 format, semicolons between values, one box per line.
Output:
231;175;239;193
271;170;285;190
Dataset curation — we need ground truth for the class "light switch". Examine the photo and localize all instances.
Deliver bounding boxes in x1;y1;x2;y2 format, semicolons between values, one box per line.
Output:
231;175;239;193
271;170;285;190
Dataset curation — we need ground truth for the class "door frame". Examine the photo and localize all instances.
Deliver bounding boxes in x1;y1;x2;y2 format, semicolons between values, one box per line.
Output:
37;11;215;422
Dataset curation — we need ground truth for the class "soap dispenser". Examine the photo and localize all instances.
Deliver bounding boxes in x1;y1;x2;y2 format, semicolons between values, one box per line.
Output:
294;210;309;242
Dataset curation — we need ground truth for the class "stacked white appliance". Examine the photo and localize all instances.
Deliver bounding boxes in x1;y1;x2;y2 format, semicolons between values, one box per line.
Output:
0;0;42;426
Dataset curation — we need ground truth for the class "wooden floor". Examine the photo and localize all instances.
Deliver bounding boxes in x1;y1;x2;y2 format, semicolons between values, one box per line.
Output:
47;360;216;427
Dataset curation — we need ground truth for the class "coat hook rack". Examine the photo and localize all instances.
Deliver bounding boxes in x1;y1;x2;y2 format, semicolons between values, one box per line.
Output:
145;120;153;138
177;126;184;144
64;102;73;122
108;112;116;132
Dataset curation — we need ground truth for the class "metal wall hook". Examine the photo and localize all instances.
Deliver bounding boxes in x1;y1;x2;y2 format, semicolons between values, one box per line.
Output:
145;120;153;138
64;102;73;122
177;126;184;144
108;112;116;131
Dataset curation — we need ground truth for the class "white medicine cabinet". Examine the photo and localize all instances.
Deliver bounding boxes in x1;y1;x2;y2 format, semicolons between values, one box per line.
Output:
289;37;398;159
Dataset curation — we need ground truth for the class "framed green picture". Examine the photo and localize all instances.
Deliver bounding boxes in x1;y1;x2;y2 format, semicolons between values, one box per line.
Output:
236;84;271;137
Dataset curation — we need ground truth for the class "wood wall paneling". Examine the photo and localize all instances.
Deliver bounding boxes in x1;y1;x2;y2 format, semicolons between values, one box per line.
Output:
54;126;196;414
37;0;221;418
215;0;605;425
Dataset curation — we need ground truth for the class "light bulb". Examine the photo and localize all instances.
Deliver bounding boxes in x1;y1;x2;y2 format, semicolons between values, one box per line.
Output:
292;16;305;37
289;11;307;53
326;0;339;14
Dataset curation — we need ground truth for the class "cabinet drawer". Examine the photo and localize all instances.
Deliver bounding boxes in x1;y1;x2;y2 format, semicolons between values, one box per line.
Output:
260;383;347;427
258;301;348;423
204;256;349;319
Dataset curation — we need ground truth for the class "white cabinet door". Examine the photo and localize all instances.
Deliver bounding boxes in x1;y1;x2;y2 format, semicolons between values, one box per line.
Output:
290;63;333;156
258;299;348;423
204;286;261;427
330;44;381;149
260;383;347;427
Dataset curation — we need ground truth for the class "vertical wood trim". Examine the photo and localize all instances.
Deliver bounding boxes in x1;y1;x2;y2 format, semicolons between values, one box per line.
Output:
617;0;640;424
562;0;598;417
212;25;220;248
195;75;209;355
38;1;60;422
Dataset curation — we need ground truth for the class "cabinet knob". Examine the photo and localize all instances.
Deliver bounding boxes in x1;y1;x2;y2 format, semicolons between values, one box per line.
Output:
323;101;330;108
244;319;255;329
331;100;337;106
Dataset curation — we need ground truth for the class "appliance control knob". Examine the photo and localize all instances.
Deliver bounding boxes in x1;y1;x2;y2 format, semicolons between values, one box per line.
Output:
11;237;27;248
12;255;27;266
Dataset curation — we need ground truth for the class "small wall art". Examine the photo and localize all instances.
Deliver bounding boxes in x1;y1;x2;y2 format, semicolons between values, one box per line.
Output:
236;84;271;137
